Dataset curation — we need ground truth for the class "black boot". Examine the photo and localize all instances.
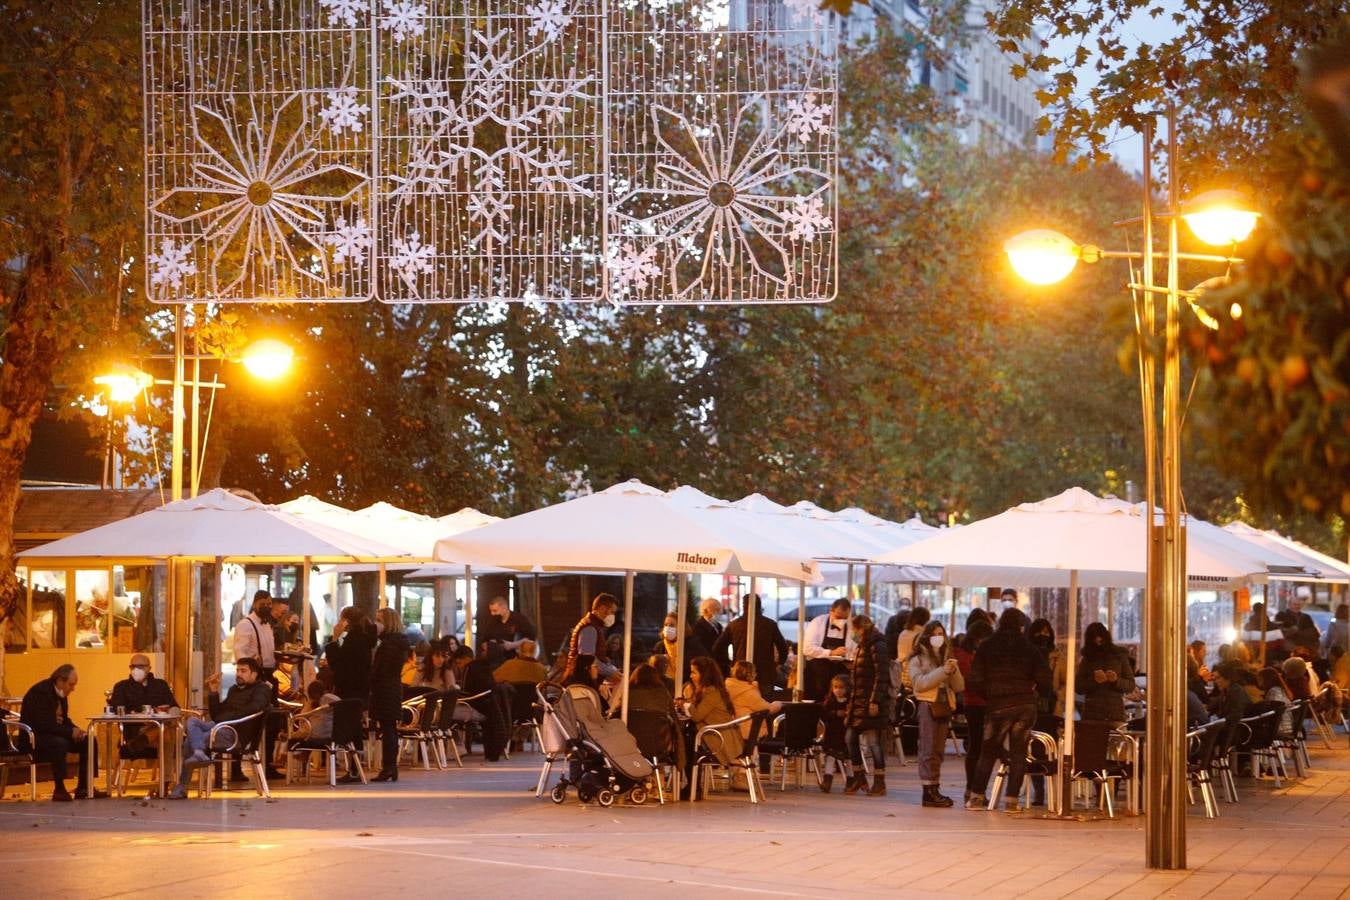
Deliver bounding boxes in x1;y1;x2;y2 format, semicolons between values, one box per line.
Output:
922;785;953;807
843;772;867;794
820;773;833;793
867;773;887;796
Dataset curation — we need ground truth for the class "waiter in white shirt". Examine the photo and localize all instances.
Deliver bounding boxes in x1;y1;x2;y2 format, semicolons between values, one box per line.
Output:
232;590;277;678
803;597;856;700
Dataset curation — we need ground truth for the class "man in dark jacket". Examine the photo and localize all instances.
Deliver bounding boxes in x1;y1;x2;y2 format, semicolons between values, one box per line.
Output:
966;608;1051;811
712;594;789;691
20;664;106;801
167;658;272;799
692;598;723;654
109;654;180;755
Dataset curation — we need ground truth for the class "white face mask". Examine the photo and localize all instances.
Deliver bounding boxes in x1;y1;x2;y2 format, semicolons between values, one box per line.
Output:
130;667;148;683
662;626;677;641
929;635;945;650
53;685;66;698
602;613;616;627
1002;599;1016;609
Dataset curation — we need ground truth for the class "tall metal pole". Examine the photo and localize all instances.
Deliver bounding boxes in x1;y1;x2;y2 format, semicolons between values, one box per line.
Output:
1146;104;1188;870
674;574;688;699
620;570;634;723
189;305;201;498
170;306;185;502
1060;570;1079;816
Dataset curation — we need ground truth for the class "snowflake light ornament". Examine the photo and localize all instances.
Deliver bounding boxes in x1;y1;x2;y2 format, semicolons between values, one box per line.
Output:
526;0;573;42
319;0;367;27
389;231;436;287
606;241;662;297
326;215;373;266
785;93;831;142
151;92;366;296
320;87;371;135
783;0;827;26
380;0;427;44
783;196;831;242
148;239;197;289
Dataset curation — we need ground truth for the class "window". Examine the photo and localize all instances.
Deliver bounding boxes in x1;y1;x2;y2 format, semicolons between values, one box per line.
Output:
29;570;67;649
74;569;111;649
955;73;969;95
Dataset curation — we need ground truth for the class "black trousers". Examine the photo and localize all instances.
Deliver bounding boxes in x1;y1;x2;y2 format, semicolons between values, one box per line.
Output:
34;734;96;791
378;717;399;772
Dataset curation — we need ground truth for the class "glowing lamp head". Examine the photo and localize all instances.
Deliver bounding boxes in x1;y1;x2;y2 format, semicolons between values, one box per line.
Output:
93;364;153;403
1181;189;1259;246
240;338;293;381
1004;229;1080;285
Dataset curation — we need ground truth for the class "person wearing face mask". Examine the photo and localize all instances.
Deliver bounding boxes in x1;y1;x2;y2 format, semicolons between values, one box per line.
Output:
908;620;964;807
565;593;621;684
109;654;180;758
480;595;537;662
232;590;277;677
998;588;1020;612
803;597;857;701
21;664;107;801
656;612;710;681
166;658;272;799
843;614;892;796
1076;622;1135;728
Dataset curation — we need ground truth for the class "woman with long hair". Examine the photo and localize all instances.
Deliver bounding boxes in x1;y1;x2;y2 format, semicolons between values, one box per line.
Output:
1257;666;1295;734
909;619;964;807
843;614;891;796
1076;622;1135;728
370;607;410;782
681;656;743;771
418;644;456;693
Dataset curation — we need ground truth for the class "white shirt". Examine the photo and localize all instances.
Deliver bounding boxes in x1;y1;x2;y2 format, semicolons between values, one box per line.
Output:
233;612;276;668
803;613;856;661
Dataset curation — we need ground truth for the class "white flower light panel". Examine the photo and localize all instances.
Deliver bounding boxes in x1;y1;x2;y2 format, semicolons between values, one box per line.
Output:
606;0;838;305
144;1;375;303
375;1;606;302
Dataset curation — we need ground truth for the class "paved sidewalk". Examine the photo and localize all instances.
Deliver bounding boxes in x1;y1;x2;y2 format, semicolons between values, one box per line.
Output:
3;732;1350;899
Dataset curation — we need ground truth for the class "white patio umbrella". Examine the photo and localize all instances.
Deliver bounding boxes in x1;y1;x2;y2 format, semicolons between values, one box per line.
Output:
1222;521;1350;582
433;479;821;720
879;486;1268;814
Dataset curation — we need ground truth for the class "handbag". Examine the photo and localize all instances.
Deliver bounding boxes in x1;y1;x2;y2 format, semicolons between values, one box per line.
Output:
929;683;955;719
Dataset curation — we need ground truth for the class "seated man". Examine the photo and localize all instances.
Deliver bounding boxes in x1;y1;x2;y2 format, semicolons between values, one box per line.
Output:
109;653;180;756
492;640;549;685
20;664;107;801
167;658;272;799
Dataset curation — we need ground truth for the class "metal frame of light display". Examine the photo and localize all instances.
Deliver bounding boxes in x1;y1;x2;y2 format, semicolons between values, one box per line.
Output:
143;1;837;305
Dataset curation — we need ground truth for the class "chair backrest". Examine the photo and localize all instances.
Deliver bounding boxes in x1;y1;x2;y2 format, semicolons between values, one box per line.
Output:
626;709;676;759
432;692;460;730
742;710;773;756
508;682;539;724
331;698;366;745
218;709;266;752
1241;700;1283;749
1072;719;1113;774
1188;722;1224;769
778;702;822;751
416;695;440;730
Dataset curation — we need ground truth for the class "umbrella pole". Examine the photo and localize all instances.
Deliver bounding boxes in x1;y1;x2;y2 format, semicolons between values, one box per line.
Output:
1060;570;1080;817
1260;584;1269;665
464;565;474;651
378;563;387;610
846;564;855;604
621;570;634;724
796;580;806;700
747;577;757;663
864;564;872;617
300;557;312;687
675;574;688;701
948;585;956;633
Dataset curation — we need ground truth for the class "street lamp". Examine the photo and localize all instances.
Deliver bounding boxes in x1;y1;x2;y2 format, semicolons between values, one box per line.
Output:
95;311;293;501
1005;106;1257;870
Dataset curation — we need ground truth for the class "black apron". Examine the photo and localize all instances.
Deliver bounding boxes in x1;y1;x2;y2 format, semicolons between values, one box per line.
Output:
806;620;850;700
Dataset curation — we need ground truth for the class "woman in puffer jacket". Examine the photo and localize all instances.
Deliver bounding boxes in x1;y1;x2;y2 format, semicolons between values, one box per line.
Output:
909;619;964;807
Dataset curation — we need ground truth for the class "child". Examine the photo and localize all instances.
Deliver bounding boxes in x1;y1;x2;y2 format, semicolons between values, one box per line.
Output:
818;674;855;792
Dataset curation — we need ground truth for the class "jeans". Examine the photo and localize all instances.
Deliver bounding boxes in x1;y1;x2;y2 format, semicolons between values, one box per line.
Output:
917;702;949;785
847;726;885;774
971;703;1037;799
963;705;986;793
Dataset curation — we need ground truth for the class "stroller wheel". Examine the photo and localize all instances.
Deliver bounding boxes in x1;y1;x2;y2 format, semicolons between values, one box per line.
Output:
596;789;616;807
549;785;567;804
577;787;595;803
628;786;648;805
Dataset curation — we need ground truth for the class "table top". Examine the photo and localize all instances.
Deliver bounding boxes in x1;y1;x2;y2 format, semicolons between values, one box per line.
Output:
88;712;182;723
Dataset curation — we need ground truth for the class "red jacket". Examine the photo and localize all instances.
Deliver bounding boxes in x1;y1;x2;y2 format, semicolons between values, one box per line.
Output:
954;646;985;706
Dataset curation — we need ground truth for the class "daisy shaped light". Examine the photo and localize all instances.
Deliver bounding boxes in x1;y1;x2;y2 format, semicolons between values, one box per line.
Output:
152;92;366;299
617;95;831;302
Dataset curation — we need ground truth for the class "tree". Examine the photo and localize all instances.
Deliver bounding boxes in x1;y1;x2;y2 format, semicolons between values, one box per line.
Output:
0;1;145;624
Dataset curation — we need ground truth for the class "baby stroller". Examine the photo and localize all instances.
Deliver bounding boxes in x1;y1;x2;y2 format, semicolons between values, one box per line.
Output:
538;682;656;806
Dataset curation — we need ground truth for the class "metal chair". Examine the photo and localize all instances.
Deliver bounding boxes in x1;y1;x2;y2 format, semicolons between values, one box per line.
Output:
1309;685;1338;747
507;682;544;752
197;709;270;799
1239;705;1287;785
285;698;368;786
397;694;439;770
0;710;37;802
757;703;825;790
1210;717;1248;803
1186;721;1224;818
692;710;772;804
987;729;1060;814
428;691;463;768
111;722;162;798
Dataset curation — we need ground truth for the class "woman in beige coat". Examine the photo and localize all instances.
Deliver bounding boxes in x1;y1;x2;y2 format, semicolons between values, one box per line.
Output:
909;620;965;807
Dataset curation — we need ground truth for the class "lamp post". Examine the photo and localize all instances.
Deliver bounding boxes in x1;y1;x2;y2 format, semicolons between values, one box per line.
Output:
95;307;294;500
1004;105;1258;870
